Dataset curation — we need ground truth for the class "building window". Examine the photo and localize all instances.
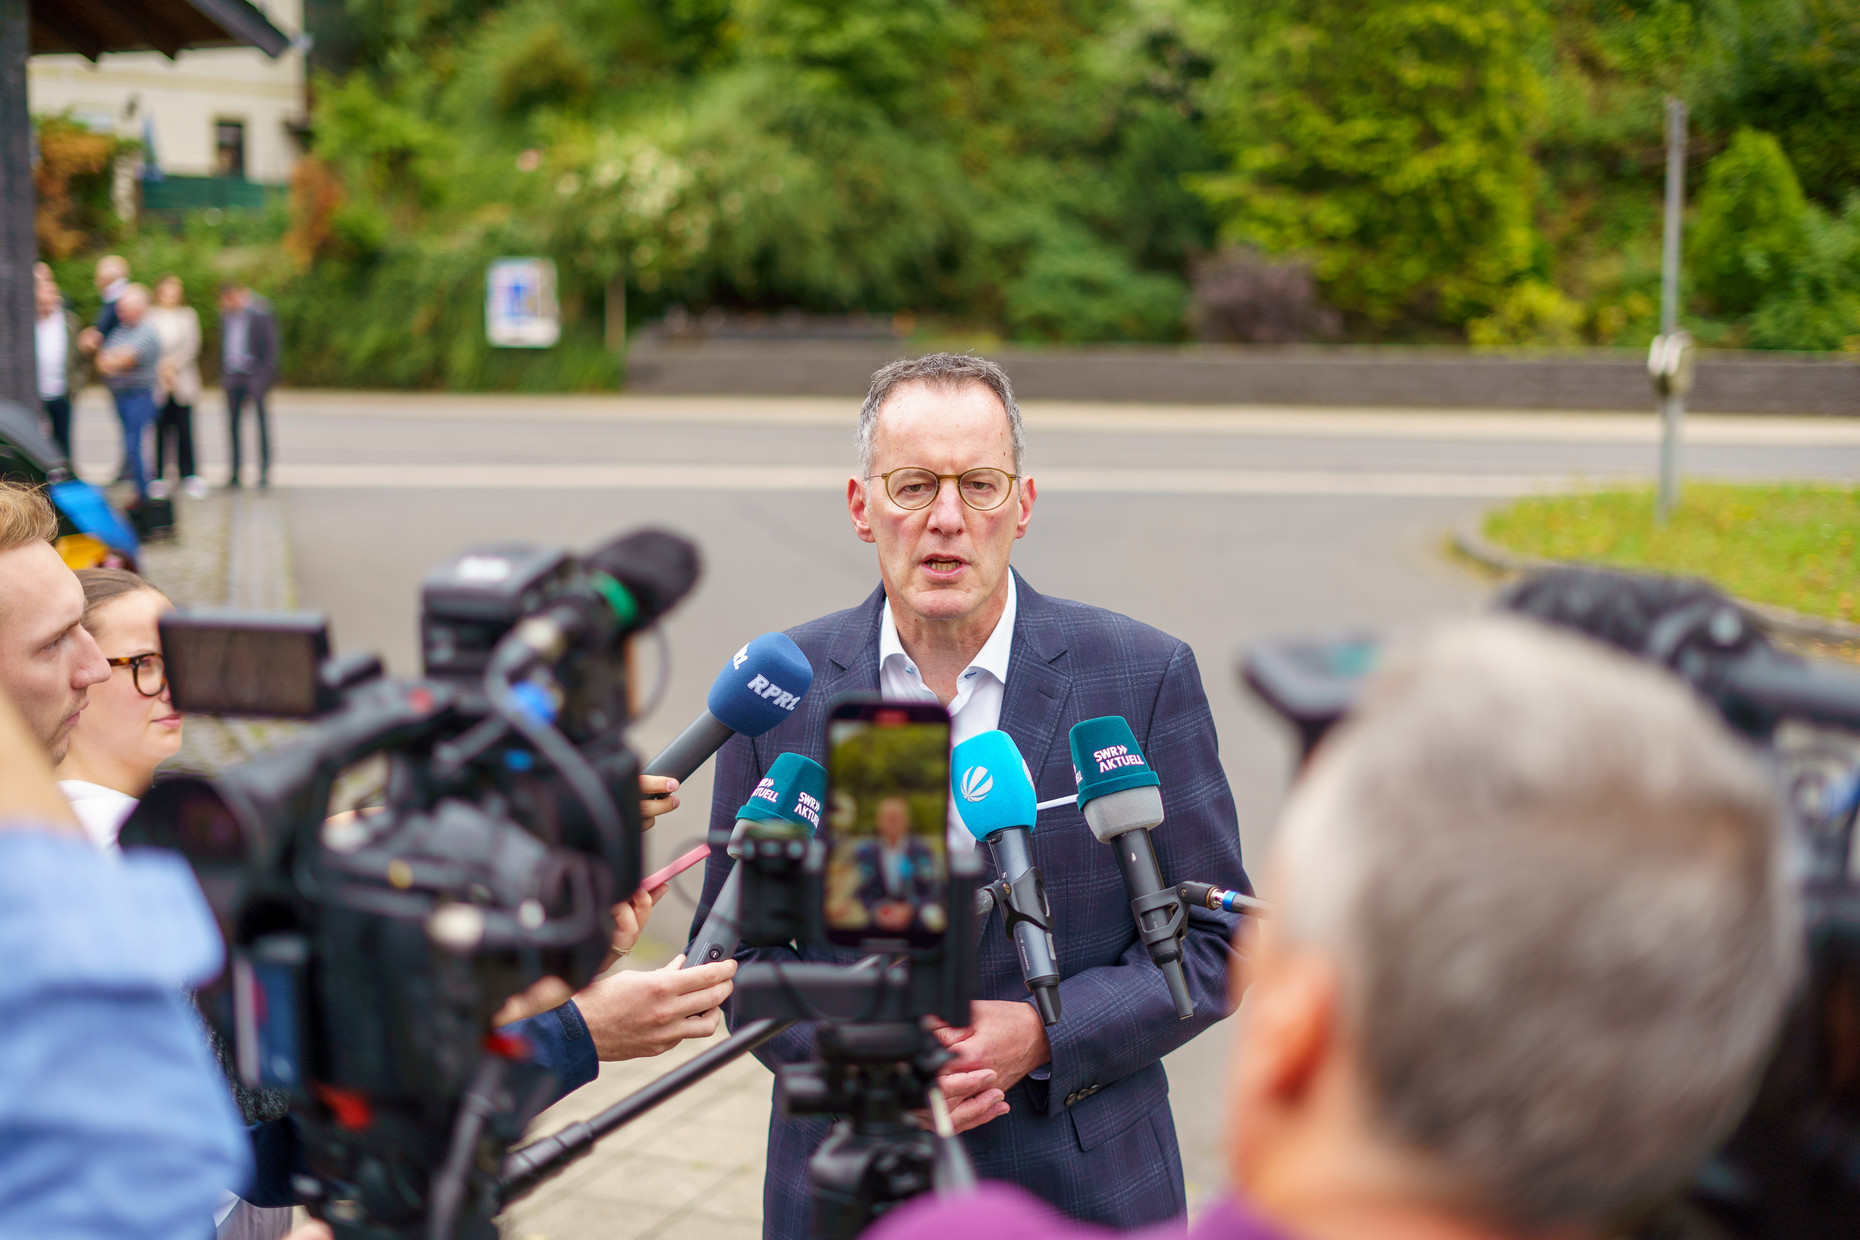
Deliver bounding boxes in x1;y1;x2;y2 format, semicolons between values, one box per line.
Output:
214;120;246;179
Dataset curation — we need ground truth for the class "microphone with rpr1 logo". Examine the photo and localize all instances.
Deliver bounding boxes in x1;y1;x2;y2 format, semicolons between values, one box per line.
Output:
952;730;1061;1026
644;633;814;782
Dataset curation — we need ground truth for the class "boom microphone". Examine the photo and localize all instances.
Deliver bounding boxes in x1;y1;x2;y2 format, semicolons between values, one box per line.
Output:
684;752;826;968
645;633;815;782
482;528;701;674
951;731;1062;1026
1070;716;1193;1020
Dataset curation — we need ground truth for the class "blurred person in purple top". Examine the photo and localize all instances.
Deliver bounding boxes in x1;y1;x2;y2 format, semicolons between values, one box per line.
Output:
873;618;1799;1240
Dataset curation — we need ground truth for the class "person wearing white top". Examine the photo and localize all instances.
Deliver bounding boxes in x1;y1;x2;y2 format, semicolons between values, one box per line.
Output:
53;569;184;850
146;275;207;500
878;569;1016;852
35;278;80;459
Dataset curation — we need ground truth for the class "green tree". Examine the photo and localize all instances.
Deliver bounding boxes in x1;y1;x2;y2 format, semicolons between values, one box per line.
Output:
1194;0;1544;333
1688;127;1809;315
1702;0;1860;206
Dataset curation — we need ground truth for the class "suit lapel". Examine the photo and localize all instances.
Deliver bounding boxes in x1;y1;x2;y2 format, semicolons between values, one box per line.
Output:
998;572;1073;786
823;584;885;697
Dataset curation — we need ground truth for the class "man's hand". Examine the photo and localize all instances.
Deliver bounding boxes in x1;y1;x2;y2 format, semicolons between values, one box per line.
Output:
931;1000;1052;1133
76;326;101;356
640;774;679;831
575;956;737;1061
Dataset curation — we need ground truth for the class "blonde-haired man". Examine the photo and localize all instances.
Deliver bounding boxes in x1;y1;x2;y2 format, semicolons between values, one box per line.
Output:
0;483;110;760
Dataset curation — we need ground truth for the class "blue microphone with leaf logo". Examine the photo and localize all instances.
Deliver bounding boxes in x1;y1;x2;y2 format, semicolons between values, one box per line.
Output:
952;730;1061;1026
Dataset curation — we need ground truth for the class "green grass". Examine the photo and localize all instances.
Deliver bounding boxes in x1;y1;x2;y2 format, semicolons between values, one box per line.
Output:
1484;483;1860;624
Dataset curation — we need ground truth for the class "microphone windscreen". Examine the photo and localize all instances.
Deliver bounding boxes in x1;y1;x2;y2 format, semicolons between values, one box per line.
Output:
1069;716;1161;811
734;752;826;835
707;633;815;736
1081;784;1164;843
950;730;1037;842
586;529;701;628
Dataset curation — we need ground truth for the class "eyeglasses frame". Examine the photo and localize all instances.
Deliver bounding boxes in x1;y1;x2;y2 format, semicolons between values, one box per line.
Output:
865;466;1023;512
106;652;167;698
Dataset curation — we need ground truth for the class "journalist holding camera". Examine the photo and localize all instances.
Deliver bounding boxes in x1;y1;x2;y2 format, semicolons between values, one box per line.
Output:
871;616;1800;1240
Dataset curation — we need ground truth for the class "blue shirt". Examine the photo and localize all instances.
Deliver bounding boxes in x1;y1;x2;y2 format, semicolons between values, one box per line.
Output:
0;831;252;1238
502;999;599;1103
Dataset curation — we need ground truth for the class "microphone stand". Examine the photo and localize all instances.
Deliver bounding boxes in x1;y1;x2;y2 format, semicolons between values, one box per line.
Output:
497;1017;794;1208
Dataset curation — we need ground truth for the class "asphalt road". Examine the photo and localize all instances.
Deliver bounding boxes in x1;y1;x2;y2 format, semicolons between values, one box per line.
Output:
68;388;1860;1212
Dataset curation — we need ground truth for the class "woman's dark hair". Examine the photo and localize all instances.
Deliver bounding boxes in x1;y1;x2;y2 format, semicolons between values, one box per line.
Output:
75;567;169;634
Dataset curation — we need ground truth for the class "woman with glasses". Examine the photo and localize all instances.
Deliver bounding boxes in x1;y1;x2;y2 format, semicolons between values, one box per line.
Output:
54;568;182;850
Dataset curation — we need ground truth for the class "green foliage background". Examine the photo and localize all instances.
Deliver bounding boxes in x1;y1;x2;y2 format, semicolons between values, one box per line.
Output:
42;0;1860;388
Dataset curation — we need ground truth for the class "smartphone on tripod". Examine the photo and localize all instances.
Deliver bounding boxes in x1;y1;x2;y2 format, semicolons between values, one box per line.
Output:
822;700;953;950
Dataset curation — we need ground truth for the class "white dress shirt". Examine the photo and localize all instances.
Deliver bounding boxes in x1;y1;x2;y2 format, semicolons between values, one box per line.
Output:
36;312;67;399
58;780;137;852
878;574;1018;854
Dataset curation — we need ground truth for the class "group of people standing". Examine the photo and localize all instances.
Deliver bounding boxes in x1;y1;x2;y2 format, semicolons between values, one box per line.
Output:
33;256;278;504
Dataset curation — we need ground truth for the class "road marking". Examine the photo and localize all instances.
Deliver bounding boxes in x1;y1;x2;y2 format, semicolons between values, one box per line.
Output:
250;461;1588;497
225;391;1860;446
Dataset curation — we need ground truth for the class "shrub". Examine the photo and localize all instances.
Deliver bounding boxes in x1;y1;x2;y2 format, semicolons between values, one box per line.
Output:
1188;247;1340;343
1688;128;1809;316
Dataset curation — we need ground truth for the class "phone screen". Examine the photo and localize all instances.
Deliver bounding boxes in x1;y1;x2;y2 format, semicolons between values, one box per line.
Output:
824;701;952;948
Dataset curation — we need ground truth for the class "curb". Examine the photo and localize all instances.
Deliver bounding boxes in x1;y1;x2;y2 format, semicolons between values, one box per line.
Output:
1452;520;1860;647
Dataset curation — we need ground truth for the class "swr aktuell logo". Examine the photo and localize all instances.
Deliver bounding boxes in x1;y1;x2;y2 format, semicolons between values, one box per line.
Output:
1091;744;1146;775
960;766;993;802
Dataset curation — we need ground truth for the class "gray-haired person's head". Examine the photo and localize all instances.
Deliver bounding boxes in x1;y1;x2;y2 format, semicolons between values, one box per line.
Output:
856;353;1024;478
1275;617;1799;1231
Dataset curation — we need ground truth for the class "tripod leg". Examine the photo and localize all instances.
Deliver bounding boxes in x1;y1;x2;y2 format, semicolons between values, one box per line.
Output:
926;1085;976;1197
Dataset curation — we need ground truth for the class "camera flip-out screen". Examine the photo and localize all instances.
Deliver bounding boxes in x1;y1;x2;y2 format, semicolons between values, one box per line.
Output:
160;611;331;718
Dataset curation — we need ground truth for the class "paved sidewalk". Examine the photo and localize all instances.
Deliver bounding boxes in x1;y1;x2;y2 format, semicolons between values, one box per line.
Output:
500;1015;775;1240
134;485;299;774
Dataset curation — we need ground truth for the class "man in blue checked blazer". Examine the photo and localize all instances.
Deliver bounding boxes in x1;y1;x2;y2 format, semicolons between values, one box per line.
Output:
689;353;1252;1239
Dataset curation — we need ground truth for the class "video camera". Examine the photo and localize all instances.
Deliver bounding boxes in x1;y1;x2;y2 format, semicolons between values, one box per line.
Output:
1240;565;1860;1240
119;528;699;1240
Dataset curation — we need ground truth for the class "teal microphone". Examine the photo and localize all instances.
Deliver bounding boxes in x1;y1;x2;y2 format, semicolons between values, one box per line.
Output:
952;730;1061;1025
684;752;826;968
1070;716;1192;1019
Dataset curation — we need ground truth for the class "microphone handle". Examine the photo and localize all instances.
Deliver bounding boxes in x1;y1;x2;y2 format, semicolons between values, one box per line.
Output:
684;863;742;968
988;828;1062;1025
644;711;737;782
1110;827;1194;1020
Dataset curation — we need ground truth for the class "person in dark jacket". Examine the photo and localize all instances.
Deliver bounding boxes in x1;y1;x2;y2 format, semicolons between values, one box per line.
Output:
217;284;278;489
34;277;82;460
689;354;1251;1239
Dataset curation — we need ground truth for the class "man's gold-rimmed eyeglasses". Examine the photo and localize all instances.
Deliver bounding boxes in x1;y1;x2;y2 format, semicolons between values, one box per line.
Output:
867;467;1020;512
106;652;167;697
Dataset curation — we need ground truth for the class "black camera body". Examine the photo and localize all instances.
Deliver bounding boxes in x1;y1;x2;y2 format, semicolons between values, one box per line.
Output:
121;531;697;1239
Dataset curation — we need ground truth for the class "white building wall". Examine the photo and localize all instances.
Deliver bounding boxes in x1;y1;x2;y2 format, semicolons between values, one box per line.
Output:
27;0;306;185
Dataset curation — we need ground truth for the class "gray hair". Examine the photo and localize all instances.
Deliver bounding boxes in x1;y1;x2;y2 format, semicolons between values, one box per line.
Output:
856;353;1025;478
1276;617;1798;1231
